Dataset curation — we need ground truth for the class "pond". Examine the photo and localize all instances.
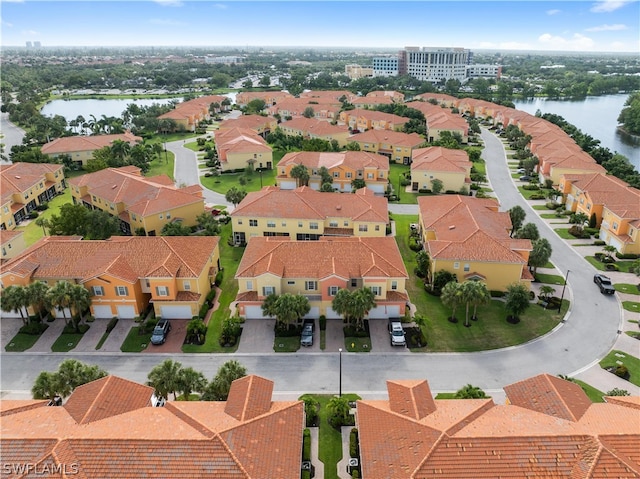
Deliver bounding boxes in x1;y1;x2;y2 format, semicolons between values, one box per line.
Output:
40;98;177;123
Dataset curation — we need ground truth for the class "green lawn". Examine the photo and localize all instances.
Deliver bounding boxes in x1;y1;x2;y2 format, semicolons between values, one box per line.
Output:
599;350;640;387
182;223;243;353
344;336;371;352
517;186;545;200
300;394;360;479
534;273;566;285
532;205;550;210
623;301;640;313
51;324;89;352
120;326;151;352
585;256;637;273
393;214;566;352
540;213;559;219
17;189;72;246
4;324;49;352
145;151;175;180
389;163;437;205
274;336;300;352
554;228;575;240
615;284;640;295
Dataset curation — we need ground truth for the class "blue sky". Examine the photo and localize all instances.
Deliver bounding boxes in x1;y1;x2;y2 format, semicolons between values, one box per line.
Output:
1;0;638;53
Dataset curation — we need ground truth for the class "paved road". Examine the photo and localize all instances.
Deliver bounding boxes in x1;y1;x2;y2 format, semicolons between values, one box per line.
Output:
0;128;629;398
0;111;25;162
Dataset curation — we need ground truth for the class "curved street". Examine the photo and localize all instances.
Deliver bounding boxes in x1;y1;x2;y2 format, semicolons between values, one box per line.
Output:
1;123;635;399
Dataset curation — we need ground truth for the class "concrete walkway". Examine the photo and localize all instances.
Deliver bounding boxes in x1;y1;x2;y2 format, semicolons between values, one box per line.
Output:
308;427;324;479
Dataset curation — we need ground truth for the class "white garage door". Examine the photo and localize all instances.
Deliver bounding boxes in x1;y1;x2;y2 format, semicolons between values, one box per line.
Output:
303;307;319;319
93;305;113;319
244;305;267;319
0;308;25;319
279;180;297;190
325;307;341;319
367;305;400;319
55;307;72;319
160;305;193;319
367;183;385;194
117;305;136;319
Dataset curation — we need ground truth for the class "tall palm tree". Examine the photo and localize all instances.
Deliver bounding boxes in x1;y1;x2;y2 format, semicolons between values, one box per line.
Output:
27;281;51;322
147;359;183;401
455;384;487;399
440;281;462;322
468;281;490;322
46;281;74;325
261;293;278;319
34;216;50;236
69;284;91;331
0;285;30;325
290;164;310;187
176;367;207;400
110;139;131;163
331;287;375;331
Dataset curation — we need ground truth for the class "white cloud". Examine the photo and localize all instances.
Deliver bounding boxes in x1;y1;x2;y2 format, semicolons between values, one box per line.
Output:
546;9;561;15
590;0;632;12
538;33;596;50
212;3;227;9
21;29;40;36
149;18;186;26
153;0;184;6
585;23;628;31
1;18;14;27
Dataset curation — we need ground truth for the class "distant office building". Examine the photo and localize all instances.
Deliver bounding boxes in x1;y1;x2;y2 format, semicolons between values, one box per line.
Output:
34;41;41;48
25;41;32;48
205;55;244;64
372;56;399;77
373;46;500;83
345;64;374;80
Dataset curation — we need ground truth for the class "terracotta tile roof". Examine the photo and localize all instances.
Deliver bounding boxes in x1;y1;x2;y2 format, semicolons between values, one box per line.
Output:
411;147;471;173
279;150;389;172
0;229;24;245
300;90;354;101
504;373;592;422
0;236;219;284
604;395;640;409
352;96;395;106
350;129;425;148
1;163;64;202
218;114;276;131
235;90;294;106
224;376;273;422
235;236;407;281
157;95;227;121
63;376;154;425
387;380;437;419
279;117;350;136
231;186;388;223
428;230;528;264
342;108;408;125
0;399;47;417
214;127;272;160
366;90;405;101
1;374;304;479
41;132;141;155
68;167;203;216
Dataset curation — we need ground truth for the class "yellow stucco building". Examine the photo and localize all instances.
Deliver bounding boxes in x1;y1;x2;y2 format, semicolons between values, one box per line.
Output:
411;146;471;193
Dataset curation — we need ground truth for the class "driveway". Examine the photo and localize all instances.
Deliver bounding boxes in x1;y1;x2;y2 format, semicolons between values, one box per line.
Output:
142;319;188;354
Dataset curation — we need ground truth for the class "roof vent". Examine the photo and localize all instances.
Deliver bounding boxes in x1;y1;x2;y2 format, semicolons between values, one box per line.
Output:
448;225;455;230
14;176;21;179
112;184;117;189
336;205;342;210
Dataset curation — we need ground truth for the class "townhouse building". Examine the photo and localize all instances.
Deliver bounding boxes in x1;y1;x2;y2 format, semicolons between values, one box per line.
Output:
157;95;228;132
68;166;204;236
0;235;220;320
344;64;374;80
0;163;66;230
357;373;639;478
349;129;425;164
411;146;472;192
217;114;278;138
351;95;395;108
0;230;26;261
235;90;294;108
234;236;409;319
418;195;533;291
1;374;304;479
600;201;640;255
214;127;273;172
300;90;356;102
277;151;390;194
41;132;142;167
338;109;408;132
277;117;351;147
230;186;389;245
365;90;405;103
266;98;342;122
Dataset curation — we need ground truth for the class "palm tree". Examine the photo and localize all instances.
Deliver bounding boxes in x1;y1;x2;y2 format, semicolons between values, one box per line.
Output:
504;283;531;321
331;287;376;331
34;216;50;236
455;384;487;399
270;293;310;328
0;285;30;325
69;284;91;331
201;360;247;401
261;293;278;318
31;371;61;400
176;367;207;400
327;396;350;428
27;281;51;322
46;281;74;325
110;139;131;163
460;281;490;326
602;245;617;260
56;359;107;398
147;359;183;401
440;281;462;322
290;164;310;187
539;285;556;302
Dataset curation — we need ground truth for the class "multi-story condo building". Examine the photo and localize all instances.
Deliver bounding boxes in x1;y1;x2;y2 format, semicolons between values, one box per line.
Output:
0;235;220;320
217;114;278;138
41;132;142;167
157;95;228;132
277;151;390;194
411;147;472;192
0;230;26;261
230;186;389;245
349;130;425;164
0;163;66;229
235;236;409;320
68;166;204;236
214;127;273;172
277;117;351;147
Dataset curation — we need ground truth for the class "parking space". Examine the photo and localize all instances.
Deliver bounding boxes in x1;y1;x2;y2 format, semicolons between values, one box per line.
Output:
142;319;188;354
368;319;405;352
237;319;276;353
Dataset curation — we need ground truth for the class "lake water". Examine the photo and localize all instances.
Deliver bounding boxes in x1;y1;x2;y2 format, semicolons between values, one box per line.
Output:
40;98;176;122
513;94;639;171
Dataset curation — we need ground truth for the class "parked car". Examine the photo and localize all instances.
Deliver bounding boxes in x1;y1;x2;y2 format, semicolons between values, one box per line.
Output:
519;175;532;182
388;320;406;347
593;274;616;295
517;168;526;174
150;319;171;345
300;320;314;347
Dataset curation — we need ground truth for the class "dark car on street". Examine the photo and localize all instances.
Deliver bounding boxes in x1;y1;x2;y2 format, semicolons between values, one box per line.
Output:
593;274;615;295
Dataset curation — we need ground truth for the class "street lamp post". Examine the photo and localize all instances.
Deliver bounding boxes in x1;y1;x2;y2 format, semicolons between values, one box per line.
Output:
558;269;570;313
338;348;342;397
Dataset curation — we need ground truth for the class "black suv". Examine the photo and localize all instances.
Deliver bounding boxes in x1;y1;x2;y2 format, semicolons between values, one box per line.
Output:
593;274;615;295
150;319;171;345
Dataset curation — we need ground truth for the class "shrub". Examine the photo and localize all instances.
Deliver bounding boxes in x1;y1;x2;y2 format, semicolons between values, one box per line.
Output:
522;184;540;190
614;365;630;379
605;263;619;271
215;270;224;286
28;211;39;219
418;188;431;194
274;322;301;337
490;290;505;298
529;193;547;200
198;303;210;319
106;317;119;333
545;202;560;210
140;318;158;334
568;225;590;238
400;178;411;187
584;227;599;235
19;322;48;335
303;429;311;461
616;252;640;260
349;428;359;458
593;240;606;246
206;288;217;305
319;315;326;331
36;202;49;211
